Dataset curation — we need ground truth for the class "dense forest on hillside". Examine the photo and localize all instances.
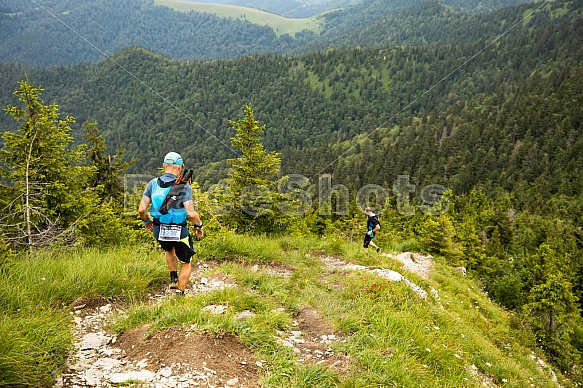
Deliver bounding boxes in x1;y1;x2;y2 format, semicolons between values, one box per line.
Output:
305;0;570;50
0;0;536;67
0;0;313;67
283;66;583;204
309;0;531;45
0;0;580;174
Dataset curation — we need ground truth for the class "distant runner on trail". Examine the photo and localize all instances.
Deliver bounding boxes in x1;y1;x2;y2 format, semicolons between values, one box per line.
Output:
138;152;204;295
364;207;382;253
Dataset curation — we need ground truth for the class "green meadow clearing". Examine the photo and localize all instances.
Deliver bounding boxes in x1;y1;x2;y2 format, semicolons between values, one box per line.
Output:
154;0;324;36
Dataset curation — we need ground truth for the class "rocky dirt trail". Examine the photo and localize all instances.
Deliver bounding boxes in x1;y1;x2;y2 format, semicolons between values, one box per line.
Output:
56;260;349;387
56;261;260;388
55;252;436;387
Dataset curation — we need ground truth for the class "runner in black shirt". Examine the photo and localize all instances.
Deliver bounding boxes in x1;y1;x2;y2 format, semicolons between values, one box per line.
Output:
364;207;382;253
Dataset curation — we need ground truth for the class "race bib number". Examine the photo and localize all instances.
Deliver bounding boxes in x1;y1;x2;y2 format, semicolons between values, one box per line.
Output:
159;225;182;241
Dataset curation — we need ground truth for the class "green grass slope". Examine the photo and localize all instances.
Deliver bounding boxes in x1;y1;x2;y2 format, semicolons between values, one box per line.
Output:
154;0;324;36
0;234;567;386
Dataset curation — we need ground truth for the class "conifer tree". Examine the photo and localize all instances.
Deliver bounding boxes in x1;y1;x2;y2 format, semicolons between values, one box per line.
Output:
0;78;92;251
224;105;282;232
84;121;133;207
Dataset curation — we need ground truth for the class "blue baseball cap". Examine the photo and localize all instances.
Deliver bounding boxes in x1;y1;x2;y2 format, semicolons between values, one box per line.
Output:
163;152;183;165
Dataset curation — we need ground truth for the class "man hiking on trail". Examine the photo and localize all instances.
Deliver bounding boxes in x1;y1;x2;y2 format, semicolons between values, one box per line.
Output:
364;207;382;253
138;152;204;295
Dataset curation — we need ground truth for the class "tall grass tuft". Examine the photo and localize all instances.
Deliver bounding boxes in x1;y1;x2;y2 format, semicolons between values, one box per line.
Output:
0;311;71;387
0;244;166;386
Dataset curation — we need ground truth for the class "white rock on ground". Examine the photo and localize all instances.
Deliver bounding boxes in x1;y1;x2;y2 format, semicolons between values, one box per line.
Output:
385;252;434;280
79;333;112;350
323;255;432;299
159;367;173;378
235;310;256;319
202;305;228;315
110;370;156;384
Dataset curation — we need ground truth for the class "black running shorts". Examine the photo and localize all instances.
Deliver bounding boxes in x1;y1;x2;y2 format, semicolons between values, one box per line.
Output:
363;233;374;248
158;235;194;263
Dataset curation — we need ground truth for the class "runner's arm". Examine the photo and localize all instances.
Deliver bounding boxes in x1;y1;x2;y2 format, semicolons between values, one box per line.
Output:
183;200;202;226
184;200;203;238
138;195;154;230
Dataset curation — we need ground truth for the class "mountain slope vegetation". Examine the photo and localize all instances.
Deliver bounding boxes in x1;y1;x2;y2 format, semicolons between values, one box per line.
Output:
0;0;580;176
153;0;324;37
0;0;538;67
163;0;361;18
299;0;535;49
306;0;568;49
0;235;569;386
0;0;313;67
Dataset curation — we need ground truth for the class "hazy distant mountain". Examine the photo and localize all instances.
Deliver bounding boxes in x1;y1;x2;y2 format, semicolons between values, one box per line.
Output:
0;0;538;67
0;0;313;67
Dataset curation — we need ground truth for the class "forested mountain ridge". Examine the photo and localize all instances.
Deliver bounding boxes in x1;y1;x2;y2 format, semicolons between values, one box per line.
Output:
0;0;312;67
282;65;583;207
305;0;571;50
0;0;537;67
296;0;535;52
0;0;580;177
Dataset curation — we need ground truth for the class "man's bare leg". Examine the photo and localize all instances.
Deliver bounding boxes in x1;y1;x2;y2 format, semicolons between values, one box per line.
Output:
177;261;192;292
369;241;382;252
166;249;178;272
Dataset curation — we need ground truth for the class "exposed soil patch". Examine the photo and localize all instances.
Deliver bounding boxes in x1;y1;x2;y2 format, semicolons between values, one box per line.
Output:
58;260;262;387
297;306;335;340
275;306;350;372
116;326;259;387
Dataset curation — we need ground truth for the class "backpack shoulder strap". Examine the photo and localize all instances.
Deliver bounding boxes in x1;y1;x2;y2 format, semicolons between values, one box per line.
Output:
157;177;174;189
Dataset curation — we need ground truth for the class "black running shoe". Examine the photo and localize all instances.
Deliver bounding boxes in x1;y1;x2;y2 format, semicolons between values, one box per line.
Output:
170;274;179;289
377;247;382;253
